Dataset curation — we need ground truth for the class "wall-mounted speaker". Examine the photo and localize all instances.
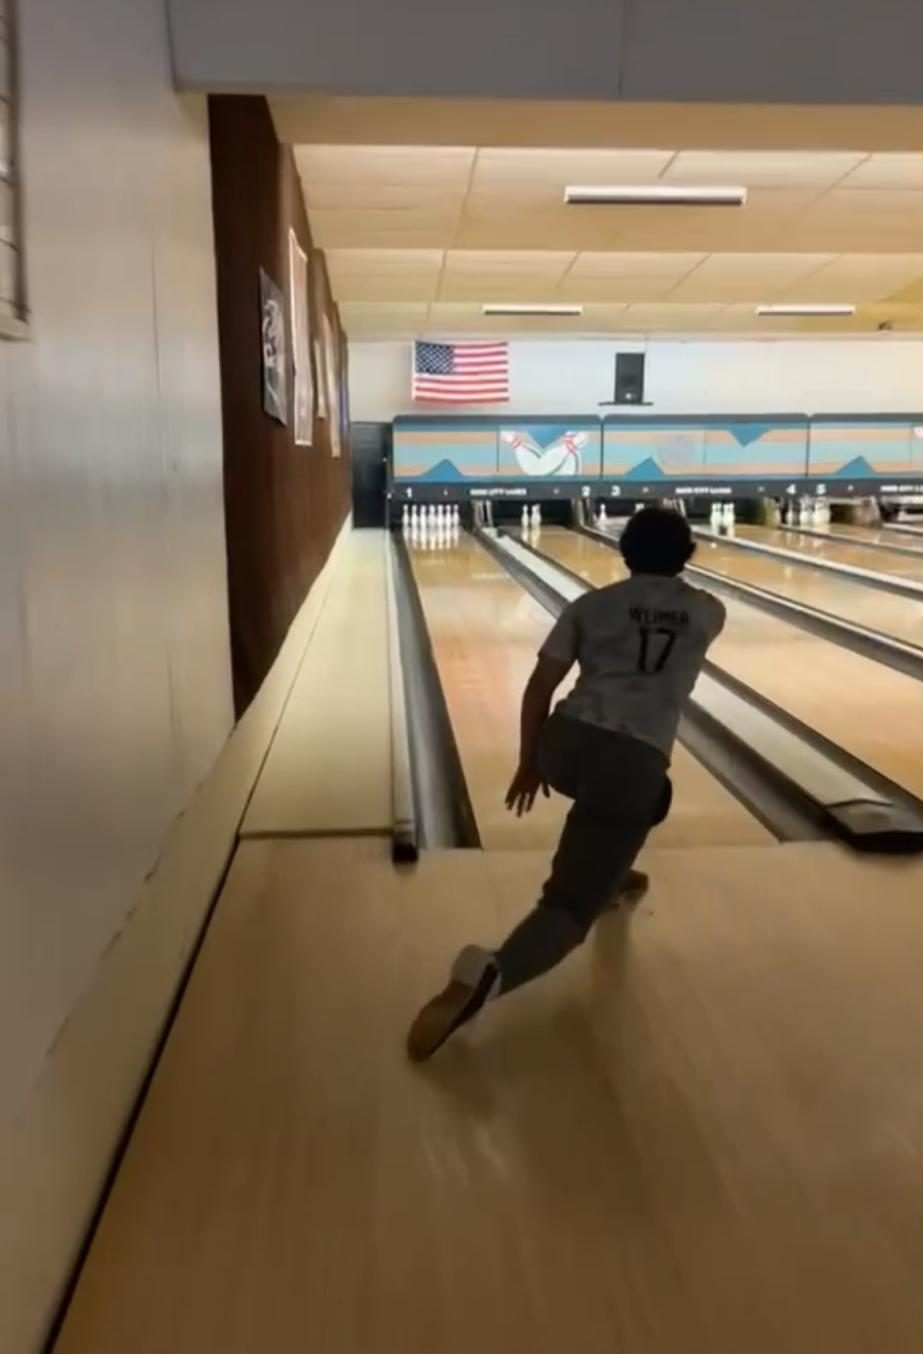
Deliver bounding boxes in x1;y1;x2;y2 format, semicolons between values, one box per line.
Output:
614;352;646;405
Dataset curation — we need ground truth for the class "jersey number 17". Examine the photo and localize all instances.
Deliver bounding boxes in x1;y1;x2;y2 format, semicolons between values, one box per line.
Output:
637;626;677;674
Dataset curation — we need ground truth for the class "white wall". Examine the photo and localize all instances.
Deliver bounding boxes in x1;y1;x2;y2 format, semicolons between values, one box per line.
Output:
0;0;232;1132
350;338;923;422
167;0;923;104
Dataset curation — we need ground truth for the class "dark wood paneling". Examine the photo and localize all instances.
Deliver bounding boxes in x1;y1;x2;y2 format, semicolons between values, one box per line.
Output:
209;95;351;715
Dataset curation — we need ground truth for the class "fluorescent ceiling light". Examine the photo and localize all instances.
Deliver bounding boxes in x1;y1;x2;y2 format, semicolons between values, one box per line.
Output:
482;303;584;316
756;304;856;317
564;185;747;206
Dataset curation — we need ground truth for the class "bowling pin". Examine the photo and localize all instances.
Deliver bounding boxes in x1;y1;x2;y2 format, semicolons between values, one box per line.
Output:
521;505;530;530
726;502;735;527
710;502;721;530
598;503;608;528
532;504;542;527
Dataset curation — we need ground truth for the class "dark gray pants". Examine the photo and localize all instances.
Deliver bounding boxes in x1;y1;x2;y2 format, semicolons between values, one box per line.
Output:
496;712;670;995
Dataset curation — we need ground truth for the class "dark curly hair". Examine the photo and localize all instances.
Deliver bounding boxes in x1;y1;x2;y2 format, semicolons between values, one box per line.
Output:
619;507;695;576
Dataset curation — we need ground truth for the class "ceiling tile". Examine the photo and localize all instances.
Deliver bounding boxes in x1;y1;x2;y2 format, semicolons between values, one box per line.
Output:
439;252;575;301
426;300;629;334
295;144;476;188
303;183;463;211
838;155;923;190
325;248;444;273
621;303;725;330
442;249;574;275
338;301;429;336
568;252;706;277
559;251;705;301
779;253;923;303
669;253;834;301
301;141;923;338
325;248;443;302
561;277;685;303
664;151;864;189
471;148;675;189
807;188;923;224
308;209;457;250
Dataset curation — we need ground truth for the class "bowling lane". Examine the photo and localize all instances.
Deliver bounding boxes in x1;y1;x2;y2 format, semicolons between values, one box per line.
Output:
691;532;923;651
800;523;923;553
537;529;923;801
886;521;923;539
732;525;923;585
408;532;771;850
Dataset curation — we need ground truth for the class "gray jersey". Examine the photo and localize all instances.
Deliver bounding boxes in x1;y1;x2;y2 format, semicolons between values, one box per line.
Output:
540;574;726;758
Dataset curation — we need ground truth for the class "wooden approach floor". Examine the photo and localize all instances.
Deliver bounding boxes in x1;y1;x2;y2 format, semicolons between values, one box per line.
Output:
53;837;923;1354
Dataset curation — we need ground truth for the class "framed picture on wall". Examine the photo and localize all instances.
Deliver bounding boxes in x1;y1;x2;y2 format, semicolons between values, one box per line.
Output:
288;231;313;445
260;268;287;425
314;335;327;419
323;313;341;458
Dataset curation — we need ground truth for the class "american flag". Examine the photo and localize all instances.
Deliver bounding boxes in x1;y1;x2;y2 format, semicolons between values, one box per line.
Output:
412;341;509;404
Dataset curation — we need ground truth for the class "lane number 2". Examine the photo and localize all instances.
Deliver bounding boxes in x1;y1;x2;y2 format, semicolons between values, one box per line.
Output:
637;627;677;674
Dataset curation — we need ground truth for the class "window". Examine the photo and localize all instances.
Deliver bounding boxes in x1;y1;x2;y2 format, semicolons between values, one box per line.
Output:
1;0;26;337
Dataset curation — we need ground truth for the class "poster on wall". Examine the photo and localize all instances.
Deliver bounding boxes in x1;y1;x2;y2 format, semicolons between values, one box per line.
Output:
312;255;328;420
314;338;327;419
322;314;341;458
259;268;287;425
288;231;313;445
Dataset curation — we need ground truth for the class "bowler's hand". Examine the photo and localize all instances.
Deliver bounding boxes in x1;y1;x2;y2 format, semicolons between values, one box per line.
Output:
505;763;549;817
